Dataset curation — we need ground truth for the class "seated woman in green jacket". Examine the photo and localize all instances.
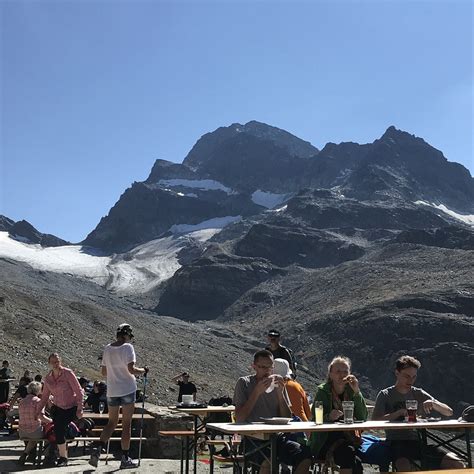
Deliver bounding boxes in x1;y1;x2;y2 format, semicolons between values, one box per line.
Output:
310;356;368;474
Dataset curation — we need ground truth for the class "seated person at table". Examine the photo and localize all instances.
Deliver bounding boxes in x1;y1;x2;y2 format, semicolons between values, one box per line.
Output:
309;356;367;474
273;358;311;421
85;381;108;413
18;381;52;465
233;350;312;474
372;355;464;471
9;376;32;404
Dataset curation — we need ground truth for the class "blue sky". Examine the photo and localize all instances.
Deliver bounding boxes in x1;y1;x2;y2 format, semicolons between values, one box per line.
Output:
1;0;472;242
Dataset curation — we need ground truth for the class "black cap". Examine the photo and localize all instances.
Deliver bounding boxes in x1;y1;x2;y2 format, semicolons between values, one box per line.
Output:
117;323;134;338
268;329;280;337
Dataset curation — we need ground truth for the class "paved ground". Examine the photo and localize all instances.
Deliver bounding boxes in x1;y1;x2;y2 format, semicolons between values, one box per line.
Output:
0;435;233;473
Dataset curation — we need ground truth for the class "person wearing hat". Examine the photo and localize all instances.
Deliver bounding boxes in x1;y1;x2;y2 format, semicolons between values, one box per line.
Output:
273;358;311;421
171;371;197;403
265;329;296;375
89;323;149;469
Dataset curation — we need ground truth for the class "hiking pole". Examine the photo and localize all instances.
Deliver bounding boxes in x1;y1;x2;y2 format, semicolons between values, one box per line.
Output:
138;368;148;467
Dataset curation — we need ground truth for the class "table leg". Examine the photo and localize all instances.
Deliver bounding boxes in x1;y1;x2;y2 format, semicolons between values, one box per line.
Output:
270;435;278;474
180;438;184;474
193;416;198;473
420;429;428;470
466;428;472;468
185;436;190;473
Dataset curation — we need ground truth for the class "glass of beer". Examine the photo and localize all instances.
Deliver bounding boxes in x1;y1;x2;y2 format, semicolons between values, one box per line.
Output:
314;401;324;424
406;399;418;422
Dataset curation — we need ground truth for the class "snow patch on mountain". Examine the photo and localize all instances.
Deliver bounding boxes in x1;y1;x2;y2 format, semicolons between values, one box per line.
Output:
169;215;242;234
0;223;233;296
106;235;184;294
0;231;110;284
157;178;235;194
415;201;474;226
251;190;291;208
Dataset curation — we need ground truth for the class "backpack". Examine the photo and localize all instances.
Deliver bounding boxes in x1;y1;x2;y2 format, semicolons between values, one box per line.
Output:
44;421;81;443
462;405;474;422
76;417;95;436
206;396;233;423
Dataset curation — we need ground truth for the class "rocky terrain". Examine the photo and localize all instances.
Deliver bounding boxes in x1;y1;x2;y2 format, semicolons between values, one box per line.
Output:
0;257;317;404
2;120;473;415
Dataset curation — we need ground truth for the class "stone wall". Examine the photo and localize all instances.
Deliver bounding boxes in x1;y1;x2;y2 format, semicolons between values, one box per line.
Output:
136;404;195;459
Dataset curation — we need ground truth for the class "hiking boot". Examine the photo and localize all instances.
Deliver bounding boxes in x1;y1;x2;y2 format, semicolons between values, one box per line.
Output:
26;450;37;463
120;456;139;469
89;447;100;468
17;453;27;465
56;457;68;467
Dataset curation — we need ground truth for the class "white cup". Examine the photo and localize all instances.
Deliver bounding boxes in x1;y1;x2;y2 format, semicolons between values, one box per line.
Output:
182;395;193;405
265;375;275;393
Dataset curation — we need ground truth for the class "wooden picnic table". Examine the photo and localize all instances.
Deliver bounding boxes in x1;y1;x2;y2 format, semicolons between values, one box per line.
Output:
83;412;154;420
207;419;474;473
171;405;235;474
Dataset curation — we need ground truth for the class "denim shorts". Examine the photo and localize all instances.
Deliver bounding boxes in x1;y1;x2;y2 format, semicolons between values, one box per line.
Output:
107;392;136;407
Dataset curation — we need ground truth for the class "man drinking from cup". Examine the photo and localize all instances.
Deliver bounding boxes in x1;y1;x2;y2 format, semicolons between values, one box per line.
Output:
372;355;464;471
233;350;312;473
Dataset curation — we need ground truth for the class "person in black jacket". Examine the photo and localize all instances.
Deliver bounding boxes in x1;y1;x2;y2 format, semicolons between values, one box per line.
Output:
0;361;12;403
85;381;108;413
171;372;197;402
265;329;296;375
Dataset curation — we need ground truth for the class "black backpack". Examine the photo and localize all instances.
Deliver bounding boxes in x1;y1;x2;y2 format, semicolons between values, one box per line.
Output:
76;417;96;436
462;405;474;422
206;396;233;423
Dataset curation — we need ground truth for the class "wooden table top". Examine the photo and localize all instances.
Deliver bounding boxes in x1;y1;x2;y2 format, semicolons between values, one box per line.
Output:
207;418;474;436
172;405;235;416
83;412;154;420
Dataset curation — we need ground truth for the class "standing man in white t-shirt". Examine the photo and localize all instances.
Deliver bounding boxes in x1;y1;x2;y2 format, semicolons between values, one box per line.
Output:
89;323;148;469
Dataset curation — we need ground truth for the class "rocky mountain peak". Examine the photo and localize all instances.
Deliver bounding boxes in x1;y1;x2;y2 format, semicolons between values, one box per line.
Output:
378;125;437;152
183;120;319;169
8;219;69;247
0;215;15;231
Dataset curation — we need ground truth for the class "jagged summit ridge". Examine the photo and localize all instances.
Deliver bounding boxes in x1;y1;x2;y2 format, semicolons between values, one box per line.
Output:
183;120;319;169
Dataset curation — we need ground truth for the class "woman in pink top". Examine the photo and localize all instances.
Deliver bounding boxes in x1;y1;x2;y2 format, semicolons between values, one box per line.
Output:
18;381;52;465
40;353;83;467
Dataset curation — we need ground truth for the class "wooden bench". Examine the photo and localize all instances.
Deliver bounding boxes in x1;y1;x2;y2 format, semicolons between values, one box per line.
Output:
159;430;200;474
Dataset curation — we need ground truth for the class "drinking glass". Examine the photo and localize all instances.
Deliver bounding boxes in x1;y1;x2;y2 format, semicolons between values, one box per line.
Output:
314;401;324;424
342;401;354;424
406;399;418;422
99;401;105;414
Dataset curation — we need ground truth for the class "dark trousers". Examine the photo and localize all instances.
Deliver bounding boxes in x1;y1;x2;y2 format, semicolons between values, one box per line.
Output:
0;383;9;403
52;406;76;445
